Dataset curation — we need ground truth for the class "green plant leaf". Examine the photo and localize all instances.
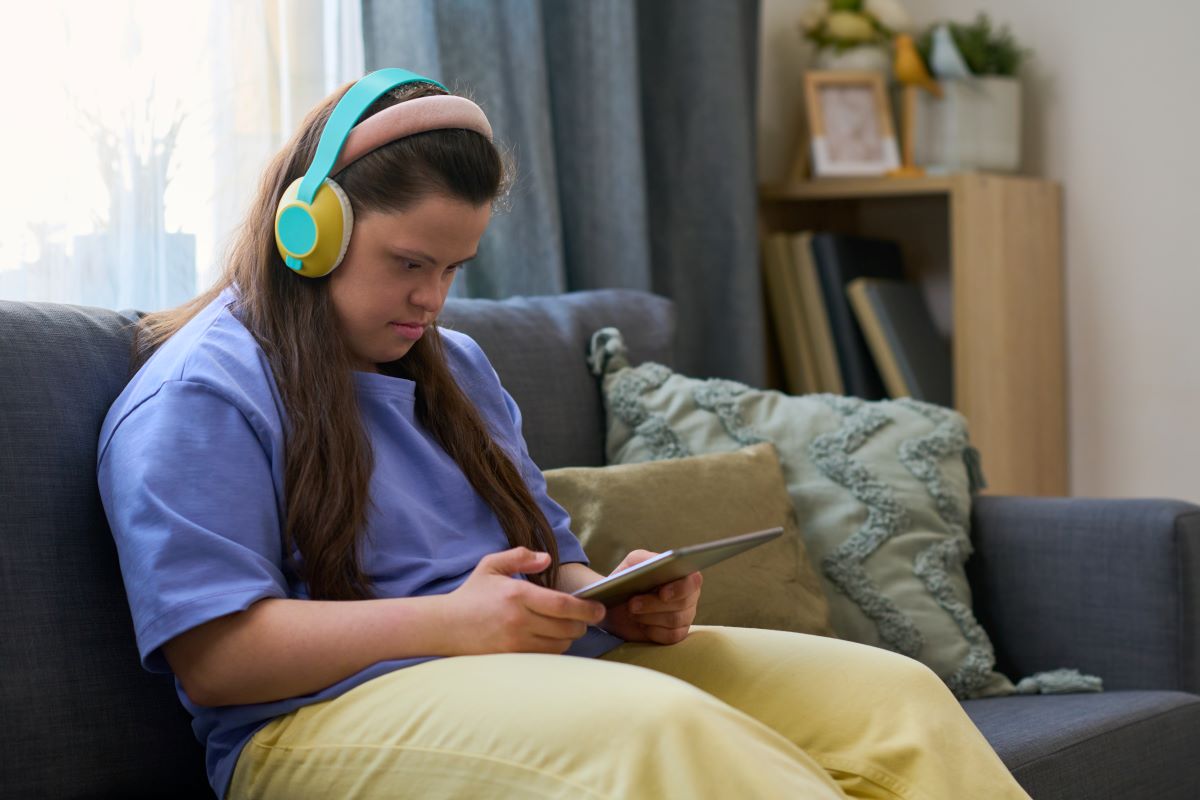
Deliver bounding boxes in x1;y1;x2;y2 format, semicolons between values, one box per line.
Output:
917;12;1031;77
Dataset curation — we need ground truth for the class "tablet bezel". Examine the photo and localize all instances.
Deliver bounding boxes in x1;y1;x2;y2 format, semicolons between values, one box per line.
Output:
570;526;784;607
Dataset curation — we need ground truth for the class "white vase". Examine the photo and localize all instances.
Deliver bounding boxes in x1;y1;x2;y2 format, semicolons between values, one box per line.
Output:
813;45;890;77
912;76;1022;172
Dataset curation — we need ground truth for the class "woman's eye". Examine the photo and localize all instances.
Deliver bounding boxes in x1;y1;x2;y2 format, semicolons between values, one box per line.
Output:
400;261;464;272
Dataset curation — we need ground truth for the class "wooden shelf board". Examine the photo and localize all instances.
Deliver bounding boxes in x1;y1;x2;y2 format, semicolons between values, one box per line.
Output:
760;175;956;201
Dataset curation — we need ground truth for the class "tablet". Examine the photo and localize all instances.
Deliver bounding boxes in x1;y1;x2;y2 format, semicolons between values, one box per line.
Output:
570;526;784;607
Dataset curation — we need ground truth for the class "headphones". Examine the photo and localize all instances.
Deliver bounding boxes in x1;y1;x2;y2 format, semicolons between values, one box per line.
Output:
273;68;494;278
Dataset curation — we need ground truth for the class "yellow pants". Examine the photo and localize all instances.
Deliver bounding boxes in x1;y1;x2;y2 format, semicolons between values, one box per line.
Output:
227;626;1031;799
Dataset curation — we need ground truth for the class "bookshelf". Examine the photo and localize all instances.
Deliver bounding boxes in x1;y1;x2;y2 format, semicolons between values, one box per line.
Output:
759;172;1066;497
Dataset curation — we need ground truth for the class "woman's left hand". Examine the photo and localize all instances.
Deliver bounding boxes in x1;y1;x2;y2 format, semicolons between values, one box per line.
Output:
598;550;703;645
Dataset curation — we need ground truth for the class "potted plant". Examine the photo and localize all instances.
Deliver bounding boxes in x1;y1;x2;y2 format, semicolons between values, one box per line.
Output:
911;14;1032;172
798;0;912;76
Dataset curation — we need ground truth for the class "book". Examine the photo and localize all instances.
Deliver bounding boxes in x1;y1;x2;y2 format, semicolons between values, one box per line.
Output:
809;234;906;400
761;232;820;394
788;232;844;394
847;278;953;407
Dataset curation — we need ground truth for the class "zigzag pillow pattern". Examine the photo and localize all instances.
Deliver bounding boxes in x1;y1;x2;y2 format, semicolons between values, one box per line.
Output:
588;327;1100;700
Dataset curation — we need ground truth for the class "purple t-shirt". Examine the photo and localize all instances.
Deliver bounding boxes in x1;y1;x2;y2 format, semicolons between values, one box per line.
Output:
96;285;622;799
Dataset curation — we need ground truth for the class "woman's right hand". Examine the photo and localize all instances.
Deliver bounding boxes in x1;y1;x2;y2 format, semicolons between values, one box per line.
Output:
440;547;607;656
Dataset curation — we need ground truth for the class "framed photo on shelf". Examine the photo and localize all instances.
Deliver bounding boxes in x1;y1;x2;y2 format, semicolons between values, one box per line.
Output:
802;70;900;177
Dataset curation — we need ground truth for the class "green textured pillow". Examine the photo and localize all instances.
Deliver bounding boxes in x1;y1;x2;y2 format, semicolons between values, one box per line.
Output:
544;442;836;638
588;327;1101;700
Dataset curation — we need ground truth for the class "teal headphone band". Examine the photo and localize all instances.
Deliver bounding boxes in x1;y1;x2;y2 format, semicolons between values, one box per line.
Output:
297;69;446;208
276;69;453;281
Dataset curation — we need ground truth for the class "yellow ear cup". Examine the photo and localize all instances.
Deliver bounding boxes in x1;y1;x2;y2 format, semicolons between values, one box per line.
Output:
274;177;355;278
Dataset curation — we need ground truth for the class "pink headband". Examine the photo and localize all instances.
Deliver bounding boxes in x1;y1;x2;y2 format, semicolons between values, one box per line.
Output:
330;95;494;175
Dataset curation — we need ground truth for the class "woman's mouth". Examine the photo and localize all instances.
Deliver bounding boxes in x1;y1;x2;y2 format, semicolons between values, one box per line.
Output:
389;322;425;341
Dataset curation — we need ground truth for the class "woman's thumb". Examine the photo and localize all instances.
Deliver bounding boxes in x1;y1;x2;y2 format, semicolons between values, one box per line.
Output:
486;547;549;576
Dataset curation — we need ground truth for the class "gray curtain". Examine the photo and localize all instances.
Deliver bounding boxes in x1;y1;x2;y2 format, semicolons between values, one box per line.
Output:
362;0;763;386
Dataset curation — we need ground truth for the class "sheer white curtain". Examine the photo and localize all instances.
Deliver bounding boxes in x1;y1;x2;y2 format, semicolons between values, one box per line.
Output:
0;0;364;312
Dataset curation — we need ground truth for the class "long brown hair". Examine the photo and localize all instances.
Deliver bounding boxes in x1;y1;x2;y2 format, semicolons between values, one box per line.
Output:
132;80;561;599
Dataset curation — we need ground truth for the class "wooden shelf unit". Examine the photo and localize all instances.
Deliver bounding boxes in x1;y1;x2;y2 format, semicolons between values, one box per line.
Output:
759;172;1066;497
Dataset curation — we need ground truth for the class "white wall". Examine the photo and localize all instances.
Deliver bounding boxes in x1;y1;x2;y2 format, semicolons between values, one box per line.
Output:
759;0;1200;502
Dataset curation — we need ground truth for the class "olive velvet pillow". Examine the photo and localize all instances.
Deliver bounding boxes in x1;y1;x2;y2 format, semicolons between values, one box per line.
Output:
543;442;835;637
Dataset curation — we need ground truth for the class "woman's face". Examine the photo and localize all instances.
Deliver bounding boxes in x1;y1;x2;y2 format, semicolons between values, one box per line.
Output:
328;194;491;371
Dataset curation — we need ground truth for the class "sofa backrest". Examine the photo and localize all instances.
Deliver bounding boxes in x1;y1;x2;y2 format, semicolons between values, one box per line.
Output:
0;288;674;798
1;299;212;797
438;289;676;468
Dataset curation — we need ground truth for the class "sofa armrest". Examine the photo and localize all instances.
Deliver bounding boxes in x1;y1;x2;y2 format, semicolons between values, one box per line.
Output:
967;495;1200;693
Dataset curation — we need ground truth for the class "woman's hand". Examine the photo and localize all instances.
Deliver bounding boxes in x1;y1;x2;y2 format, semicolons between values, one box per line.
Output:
598;550;703;645
441;547;606;656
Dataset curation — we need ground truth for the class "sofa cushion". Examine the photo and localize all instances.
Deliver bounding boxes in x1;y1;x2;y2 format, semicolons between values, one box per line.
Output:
544;442;835;636
439;289;675;470
0;300;211;798
589;325;1027;699
965;691;1200;799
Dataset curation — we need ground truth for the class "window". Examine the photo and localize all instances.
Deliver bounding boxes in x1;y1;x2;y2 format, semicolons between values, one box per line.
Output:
0;0;363;311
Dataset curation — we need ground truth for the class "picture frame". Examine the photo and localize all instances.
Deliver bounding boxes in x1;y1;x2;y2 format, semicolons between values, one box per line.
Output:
802;70;901;177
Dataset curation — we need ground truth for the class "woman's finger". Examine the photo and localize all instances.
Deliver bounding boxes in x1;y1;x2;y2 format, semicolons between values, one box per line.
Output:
527;633;576;654
524;612;589;642
629;593;696;614
632;609;695;629
612;549;660;574
656;572;702;603
645;625;690;645
629;579;702;614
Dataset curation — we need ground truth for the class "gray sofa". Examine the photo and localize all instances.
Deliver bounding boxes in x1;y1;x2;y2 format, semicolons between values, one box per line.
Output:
2;288;1198;799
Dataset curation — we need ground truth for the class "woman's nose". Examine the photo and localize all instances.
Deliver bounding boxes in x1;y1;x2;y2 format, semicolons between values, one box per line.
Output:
410;273;445;312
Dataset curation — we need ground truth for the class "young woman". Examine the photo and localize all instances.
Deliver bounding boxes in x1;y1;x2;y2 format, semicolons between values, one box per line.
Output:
97;69;1032;800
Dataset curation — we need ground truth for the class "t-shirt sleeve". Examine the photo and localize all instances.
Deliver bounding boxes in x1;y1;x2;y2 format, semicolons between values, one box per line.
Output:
97;380;289;674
